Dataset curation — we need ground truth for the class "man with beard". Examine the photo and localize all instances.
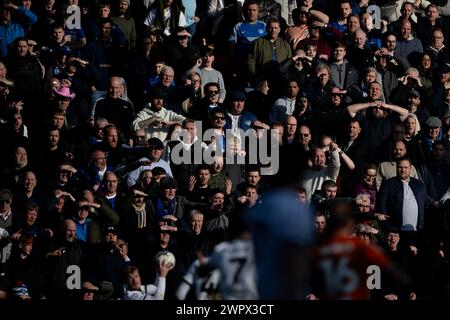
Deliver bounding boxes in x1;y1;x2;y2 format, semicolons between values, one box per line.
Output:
132;87;185;142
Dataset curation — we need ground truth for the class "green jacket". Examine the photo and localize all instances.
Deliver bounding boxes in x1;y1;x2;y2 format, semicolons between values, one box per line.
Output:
248;36;292;77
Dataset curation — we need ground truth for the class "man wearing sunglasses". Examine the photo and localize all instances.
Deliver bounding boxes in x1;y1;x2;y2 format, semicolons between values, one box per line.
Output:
188;82;223;127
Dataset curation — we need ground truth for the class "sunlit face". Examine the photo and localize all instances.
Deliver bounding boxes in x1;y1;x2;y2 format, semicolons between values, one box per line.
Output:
161;70;174;87
162;188;176;201
368;83;382;100
401;3;414;18
397;159;411;180
184;122;197;142
147;146;162;161
361;13;373;30
431;30;444;49
286;116;297;136
333;47;346;62
348;121;361;139
363;168;376;185
206;85;220;103
354;31;366;48
405;117;416;134
190;75;201;90
323;186;337;199
400;21;412;40
245;4;259;22
393;141;406;159
267;22;281;39
347;16;360;33
190;213;204;235
247;171;260;186
108;78;123;99
426;6;439;21
317;68;330;86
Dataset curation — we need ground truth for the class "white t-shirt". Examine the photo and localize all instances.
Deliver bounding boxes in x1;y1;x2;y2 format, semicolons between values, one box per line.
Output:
144;7;187;37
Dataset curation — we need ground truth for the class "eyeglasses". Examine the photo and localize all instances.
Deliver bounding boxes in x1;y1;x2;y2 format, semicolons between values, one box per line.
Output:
331;93;343;97
358;204;371;208
191;79;201;83
300;133;310;137
208;90;219;94
213;116;226;120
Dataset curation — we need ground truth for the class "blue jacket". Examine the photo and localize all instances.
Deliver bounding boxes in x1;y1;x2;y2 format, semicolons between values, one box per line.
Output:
224;110;257;132
0;7;37;57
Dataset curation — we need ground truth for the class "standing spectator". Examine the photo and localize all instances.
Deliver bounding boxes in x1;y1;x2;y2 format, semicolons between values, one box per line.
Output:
229;0;267;85
299;144;341;201
376;157;427;245
144;0;187;39
112;0;137;51
0;1;37;58
247;17;291;87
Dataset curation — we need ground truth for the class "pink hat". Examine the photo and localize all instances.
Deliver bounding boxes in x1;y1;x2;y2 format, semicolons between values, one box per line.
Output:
53;86;76;100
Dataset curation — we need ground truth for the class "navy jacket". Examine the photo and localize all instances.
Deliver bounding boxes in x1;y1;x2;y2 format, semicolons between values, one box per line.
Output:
377;177;427;231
